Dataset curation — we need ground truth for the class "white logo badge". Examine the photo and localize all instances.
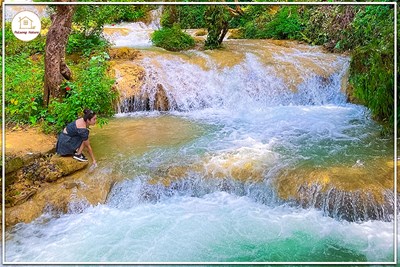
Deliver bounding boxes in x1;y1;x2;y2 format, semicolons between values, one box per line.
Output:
11;11;42;42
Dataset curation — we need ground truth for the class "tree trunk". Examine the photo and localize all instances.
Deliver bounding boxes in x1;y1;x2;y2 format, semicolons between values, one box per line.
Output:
43;3;75;106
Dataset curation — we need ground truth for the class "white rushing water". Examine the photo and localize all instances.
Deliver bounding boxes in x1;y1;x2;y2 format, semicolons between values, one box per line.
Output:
5;10;396;263
5;191;394;263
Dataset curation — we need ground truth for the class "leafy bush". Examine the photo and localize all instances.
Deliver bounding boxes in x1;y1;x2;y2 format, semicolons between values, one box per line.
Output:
161;5;207;29
67;32;110;57
151;25;195;51
350;46;393;124
5;32;116;132
262;7;303;40
46;53;117;132
301;5;357;50
5;54;46;126
111;5;146;22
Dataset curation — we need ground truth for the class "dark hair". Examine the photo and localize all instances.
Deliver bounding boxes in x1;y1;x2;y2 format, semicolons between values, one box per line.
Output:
83;109;96;122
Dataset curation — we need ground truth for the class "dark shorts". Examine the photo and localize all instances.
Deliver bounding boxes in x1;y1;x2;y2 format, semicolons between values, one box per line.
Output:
56;132;83;156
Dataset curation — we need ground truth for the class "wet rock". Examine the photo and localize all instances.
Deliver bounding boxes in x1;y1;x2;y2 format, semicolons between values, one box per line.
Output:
50;155;88;176
274;161;394;222
4;127;121;228
12;189;37;206
154;84;170;111
109;60;146;112
108;47;141;60
5;164;122;228
103;27;131;37
5;155;88;209
64;181;79;189
5;127;57;181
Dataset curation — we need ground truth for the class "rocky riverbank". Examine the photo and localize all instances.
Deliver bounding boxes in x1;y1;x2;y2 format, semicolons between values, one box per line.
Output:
4;127;119;228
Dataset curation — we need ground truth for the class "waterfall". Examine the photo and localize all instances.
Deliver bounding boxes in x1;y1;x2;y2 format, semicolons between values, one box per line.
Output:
104;7;162;48
117;41;350;113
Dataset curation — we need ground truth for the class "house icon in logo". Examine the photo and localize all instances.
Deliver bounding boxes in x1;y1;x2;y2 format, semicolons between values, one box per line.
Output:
19;16;35;30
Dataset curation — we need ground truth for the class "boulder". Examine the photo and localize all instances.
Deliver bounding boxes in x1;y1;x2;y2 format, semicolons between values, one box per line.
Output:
50;155;89;177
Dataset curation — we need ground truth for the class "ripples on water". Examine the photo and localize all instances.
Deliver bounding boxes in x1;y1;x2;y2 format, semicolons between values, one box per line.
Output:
5;191;395;263
5;106;395;263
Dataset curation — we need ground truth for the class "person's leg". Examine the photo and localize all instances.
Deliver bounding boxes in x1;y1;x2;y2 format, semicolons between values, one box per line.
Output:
76;142;85;155
73;142;88;162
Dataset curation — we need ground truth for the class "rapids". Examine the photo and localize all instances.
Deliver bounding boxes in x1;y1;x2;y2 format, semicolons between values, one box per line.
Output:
4;9;396;264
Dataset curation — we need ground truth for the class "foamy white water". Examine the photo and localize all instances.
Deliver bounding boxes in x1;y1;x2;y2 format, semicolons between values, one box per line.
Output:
5;192;394;263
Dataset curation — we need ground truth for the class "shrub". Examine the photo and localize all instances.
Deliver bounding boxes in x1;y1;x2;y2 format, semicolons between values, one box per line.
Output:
5;28;116;132
5;54;46;126
151;25;195;51
262;6;303;40
348;5;394;129
46;53;117;132
66;32;110;57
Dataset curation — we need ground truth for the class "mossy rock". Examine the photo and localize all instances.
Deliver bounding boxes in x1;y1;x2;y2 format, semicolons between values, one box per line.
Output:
5;155;24;175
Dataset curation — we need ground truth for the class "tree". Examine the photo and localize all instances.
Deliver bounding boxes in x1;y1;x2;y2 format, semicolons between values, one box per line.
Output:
204;5;229;49
43;1;75;106
204;3;243;50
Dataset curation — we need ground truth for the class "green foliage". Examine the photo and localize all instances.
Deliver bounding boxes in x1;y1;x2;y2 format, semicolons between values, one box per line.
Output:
161;4;207;29
151;25;195;51
71;4;147;36
160;6;179;28
230;5;271;38
301;5;359;50
349;5;394;50
66;32;109;57
348;5;394;128
262;7;303;40
236;6;303;40
47;53;117;132
204;5;230;49
178;5;207;29
5;53;46;126
40;1;149;35
3;21;46;56
5;40;116;132
57;3;148;58
350;45;393;124
110;5;147;22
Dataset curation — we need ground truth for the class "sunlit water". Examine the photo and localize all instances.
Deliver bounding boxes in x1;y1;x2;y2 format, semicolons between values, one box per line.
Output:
5;13;396;263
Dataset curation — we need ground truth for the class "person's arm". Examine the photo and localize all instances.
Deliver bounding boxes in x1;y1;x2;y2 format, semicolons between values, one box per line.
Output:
83;139;96;166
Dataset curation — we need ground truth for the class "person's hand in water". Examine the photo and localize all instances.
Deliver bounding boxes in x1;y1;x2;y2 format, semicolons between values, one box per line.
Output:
89;161;98;172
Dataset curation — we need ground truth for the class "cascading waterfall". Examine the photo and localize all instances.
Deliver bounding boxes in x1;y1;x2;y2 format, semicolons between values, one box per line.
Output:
5;14;395;264
120;43;349;112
